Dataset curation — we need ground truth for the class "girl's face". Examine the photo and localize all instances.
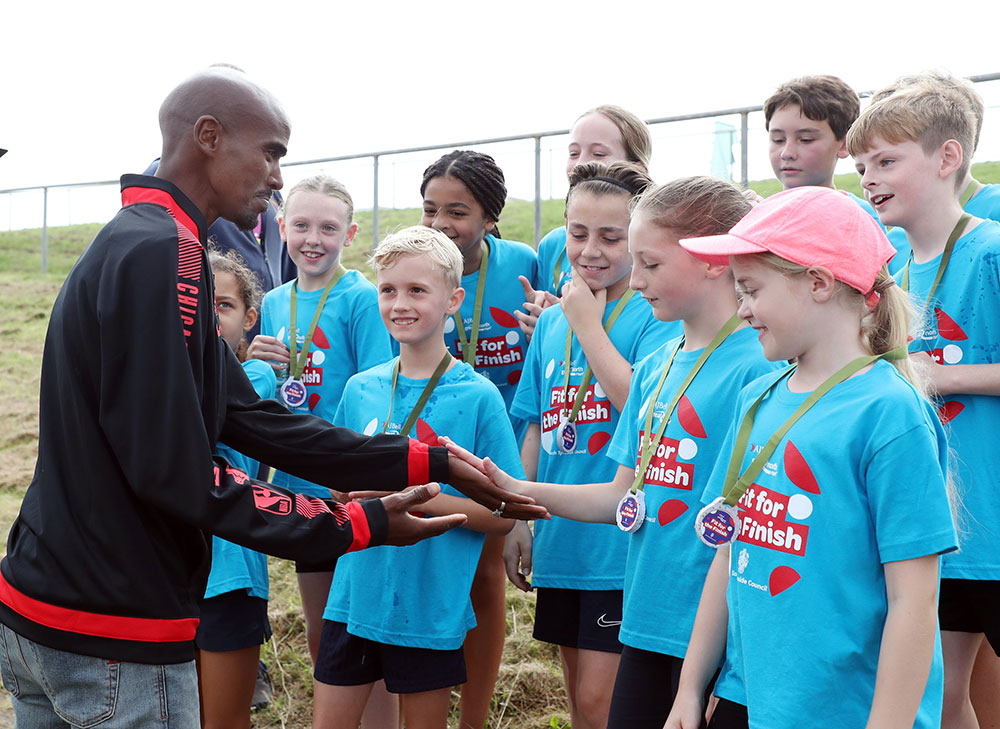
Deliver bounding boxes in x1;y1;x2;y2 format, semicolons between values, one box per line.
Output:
731;256;813;362
281;190;357;289
566;113;628;176
628;215;708;322
213;270;257;351
565;190;633;300
421;175;495;259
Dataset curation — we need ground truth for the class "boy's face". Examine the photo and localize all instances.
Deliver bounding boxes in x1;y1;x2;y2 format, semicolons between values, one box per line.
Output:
376;253;464;348
853;136;944;229
768;104;848;189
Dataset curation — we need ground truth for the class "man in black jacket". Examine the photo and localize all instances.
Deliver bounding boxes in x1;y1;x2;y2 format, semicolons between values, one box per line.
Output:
0;68;541;727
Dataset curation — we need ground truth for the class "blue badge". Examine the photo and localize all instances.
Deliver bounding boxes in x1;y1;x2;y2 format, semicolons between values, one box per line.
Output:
616;490;646;533
695;497;740;548
556;419;577;454
280;377;308;409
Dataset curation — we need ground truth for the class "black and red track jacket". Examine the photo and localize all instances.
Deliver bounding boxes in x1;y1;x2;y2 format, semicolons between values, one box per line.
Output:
0;175;448;664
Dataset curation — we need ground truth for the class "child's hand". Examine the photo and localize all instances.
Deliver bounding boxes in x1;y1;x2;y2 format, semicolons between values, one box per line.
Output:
438;436;550;521
561;275;606;334
910;351;949;396
663;691;706;729
247;335;290;372
503;521;533;592
514;276;559;342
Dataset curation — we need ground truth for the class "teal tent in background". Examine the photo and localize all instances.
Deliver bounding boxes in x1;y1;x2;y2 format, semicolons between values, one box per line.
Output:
711;122;735;180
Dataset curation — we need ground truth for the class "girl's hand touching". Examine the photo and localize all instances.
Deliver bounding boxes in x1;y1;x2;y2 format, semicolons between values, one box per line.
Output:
247;335;290;372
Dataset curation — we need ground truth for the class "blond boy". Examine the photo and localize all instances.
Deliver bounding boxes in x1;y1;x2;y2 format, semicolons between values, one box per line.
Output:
850;82;1000;729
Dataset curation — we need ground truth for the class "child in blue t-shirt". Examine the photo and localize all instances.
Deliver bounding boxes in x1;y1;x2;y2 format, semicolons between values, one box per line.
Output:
466;177;777;729
248;174;392;665
850;80;1000;729
872;72;1000;274
312;226;521;729
200;249;278;728
763;75;882;227
507;160;677;729
533;105;653;300
666;186;957;729
419;148;538;727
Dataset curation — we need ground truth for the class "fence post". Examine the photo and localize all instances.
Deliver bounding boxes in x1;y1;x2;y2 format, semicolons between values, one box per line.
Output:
372;154;380;249
534;136;542;245
740;112;749;190
42;187;49;274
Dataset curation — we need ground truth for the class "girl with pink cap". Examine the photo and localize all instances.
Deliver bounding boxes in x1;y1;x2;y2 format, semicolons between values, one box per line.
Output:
668;186;958;729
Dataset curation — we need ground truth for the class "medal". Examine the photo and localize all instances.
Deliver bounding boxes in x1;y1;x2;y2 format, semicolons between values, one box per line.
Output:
616;490;646;532
695;497;740;548
280;377;308;409
556;418;577;453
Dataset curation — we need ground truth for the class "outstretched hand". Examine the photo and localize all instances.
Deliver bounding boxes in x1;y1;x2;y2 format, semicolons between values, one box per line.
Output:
379;483;467;546
440;436;549;521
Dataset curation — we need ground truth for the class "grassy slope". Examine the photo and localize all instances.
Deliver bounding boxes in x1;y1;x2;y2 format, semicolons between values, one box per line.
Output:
3;160;1000;727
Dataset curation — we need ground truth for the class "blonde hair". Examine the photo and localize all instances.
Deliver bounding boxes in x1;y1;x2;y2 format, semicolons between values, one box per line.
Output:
868;71;984;152
630;176;751;238
745;253;929;395
577;105;653;171
282;174;354;223
370;226;463;289
847;83;976;190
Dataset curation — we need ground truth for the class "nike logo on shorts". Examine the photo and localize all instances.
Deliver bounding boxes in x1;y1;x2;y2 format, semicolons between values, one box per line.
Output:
596;613;622;628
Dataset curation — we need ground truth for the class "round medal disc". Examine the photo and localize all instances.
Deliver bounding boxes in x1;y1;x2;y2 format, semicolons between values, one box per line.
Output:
556;419;577;453
694;497;740;548
280;377;308;409
616;490;646;533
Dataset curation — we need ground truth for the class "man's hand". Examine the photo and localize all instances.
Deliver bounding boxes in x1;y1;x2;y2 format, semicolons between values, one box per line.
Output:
513;275;559;342
380;483;467;546
247;335;290;373
442;438;549;521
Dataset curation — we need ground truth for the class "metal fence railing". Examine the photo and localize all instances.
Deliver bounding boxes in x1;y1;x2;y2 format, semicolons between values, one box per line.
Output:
4;72;999;273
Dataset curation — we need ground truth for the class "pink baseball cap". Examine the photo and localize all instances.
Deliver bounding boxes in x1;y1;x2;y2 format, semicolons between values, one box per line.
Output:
679;186;896;295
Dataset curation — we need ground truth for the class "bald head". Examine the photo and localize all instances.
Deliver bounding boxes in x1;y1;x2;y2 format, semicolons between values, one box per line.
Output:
155;69;290;229
159;68;289;149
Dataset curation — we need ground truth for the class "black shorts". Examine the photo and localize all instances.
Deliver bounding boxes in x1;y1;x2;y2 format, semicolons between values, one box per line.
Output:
314;620;467;694
939;578;1000;654
708;698;748;729
533;587;624;654
608;645;722;729
195;591;271;652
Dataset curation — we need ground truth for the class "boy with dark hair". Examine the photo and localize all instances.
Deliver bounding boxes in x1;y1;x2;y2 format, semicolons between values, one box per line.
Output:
764;75;881;224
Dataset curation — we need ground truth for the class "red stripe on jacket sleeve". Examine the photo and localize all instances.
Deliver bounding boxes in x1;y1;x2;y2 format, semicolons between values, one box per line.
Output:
406;439;430;485
0;572;198;643
346;501;372;552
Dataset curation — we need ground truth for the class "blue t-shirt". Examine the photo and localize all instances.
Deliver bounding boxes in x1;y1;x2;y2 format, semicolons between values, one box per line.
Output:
536;225;570;296
705;361;957;728
511;293;679;589
444;234;539;418
258;270;393;497
887;182;1000;267
324;359;525;650
206;359;278;600
606;326;780;656
896;220;1000;579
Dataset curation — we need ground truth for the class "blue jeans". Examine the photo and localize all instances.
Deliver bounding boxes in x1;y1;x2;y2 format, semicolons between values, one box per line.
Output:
0;623;200;728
